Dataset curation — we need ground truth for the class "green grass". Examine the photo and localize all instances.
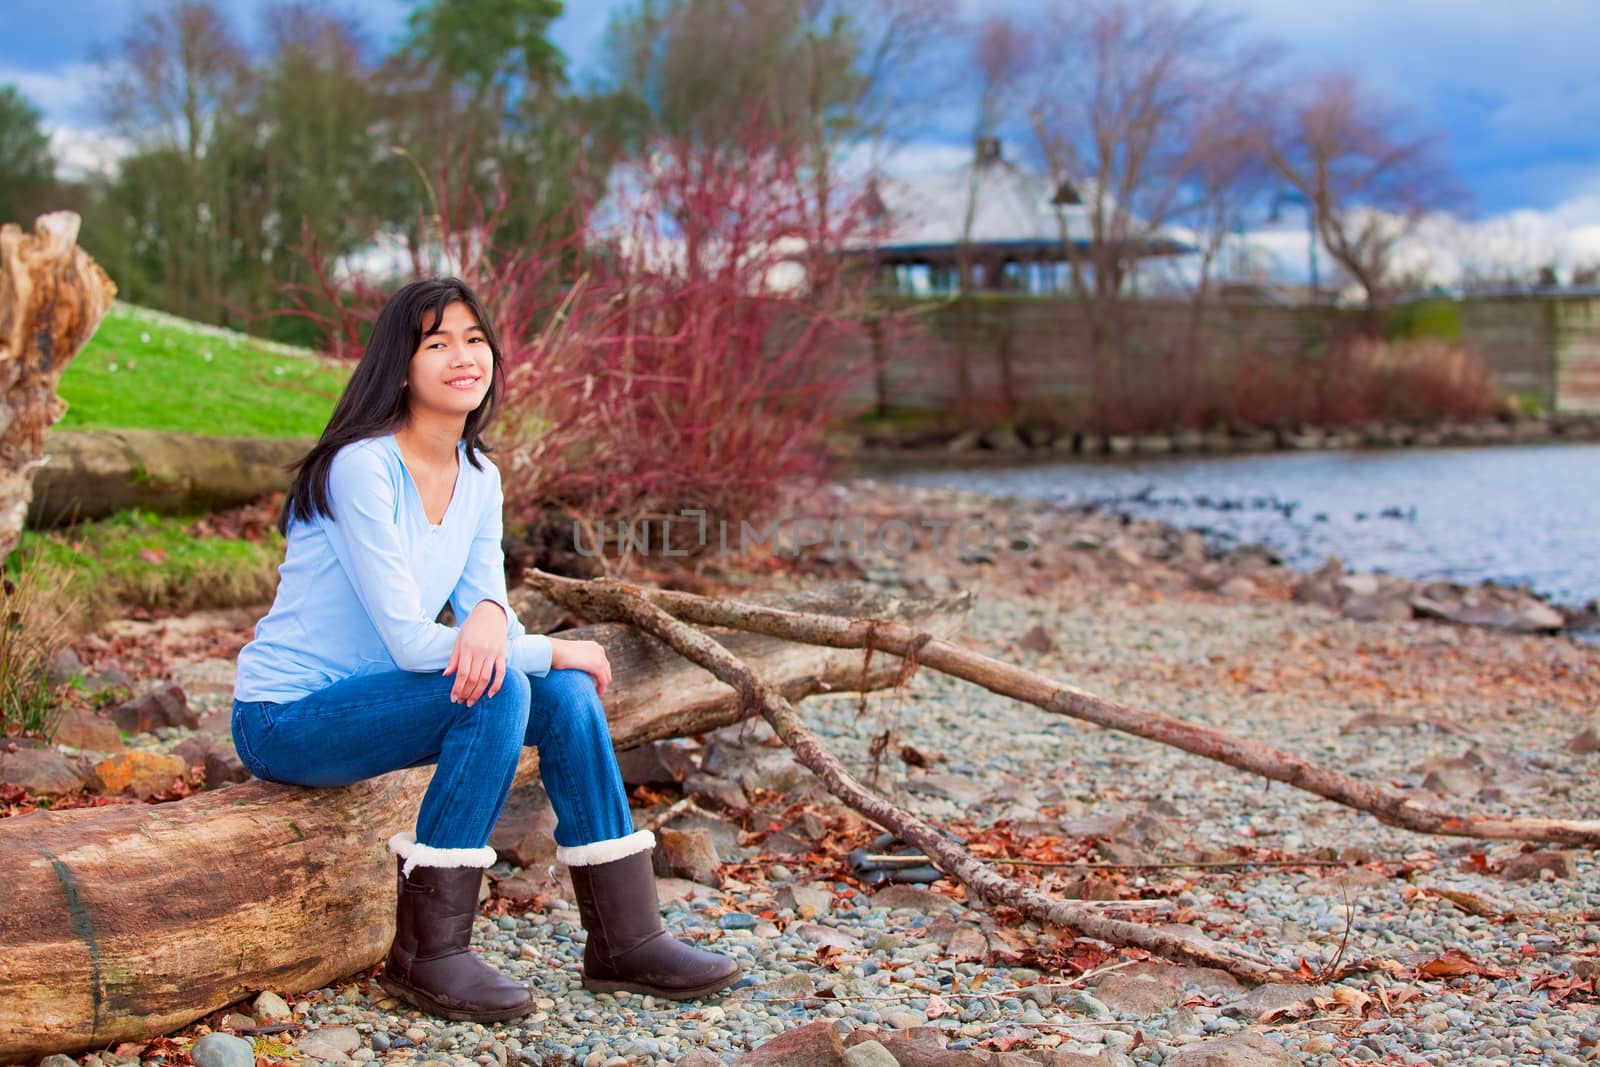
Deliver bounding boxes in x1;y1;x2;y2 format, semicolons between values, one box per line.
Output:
57;303;351;439
10;510;283;623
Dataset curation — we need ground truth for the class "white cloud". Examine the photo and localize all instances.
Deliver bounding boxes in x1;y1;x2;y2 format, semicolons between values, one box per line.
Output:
49;124;127;181
0;62;99;122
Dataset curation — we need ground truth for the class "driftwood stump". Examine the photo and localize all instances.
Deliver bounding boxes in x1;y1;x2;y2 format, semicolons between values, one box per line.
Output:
0;211;116;558
0;583;970;1061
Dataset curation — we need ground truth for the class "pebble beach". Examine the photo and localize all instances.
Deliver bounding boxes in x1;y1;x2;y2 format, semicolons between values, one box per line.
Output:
23;476;1600;1067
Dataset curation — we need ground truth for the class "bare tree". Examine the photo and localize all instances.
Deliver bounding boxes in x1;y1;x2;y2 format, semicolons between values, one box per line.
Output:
1262;71;1462;318
93;0;252;322
1020;0;1270;427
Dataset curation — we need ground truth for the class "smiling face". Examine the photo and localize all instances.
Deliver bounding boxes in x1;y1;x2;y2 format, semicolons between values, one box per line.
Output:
406;300;493;420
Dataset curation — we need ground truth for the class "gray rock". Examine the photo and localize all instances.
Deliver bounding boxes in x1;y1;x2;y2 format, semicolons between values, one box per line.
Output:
1340;593;1414;622
45;647;85;687
0;746;85;795
613;741;683;787
1093;971;1185;1015
1500;850;1578;880
204;745;251;786
677;1053;726;1067
843;1039;900;1067
297;1025;361;1062
654;826;722;886
191;1032;257;1067
903;772;992;806
45;705;124;752
108;681;197;734
684;771;749;810
1166;1033;1289;1067
1017;623;1056;653
253;989;292;1020
1216;577;1259;599
733;1019;845;1066
1222;983;1324;1020
869;883;960;916
778;884;833;918
39;1056;80;1067
488;783;559;867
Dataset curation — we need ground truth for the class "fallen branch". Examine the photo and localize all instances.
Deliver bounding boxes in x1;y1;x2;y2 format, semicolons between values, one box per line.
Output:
526;571;1300;982
531;573;1600;848
0;583;967;1062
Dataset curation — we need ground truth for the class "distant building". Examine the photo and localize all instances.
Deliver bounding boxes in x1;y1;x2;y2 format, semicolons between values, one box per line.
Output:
860;137;1193;296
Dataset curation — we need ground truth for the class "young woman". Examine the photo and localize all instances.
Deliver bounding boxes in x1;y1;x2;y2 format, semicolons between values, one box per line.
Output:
231;277;740;1023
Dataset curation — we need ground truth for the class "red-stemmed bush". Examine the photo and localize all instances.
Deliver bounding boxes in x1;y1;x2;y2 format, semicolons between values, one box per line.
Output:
280;120;887;555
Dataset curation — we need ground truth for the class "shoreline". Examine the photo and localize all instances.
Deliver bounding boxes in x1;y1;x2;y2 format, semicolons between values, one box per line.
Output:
814;457;1598;641
829;411;1600;471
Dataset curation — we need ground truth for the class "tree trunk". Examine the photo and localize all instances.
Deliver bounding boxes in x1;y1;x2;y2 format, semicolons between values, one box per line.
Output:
0;212;117;557
0;583;969;1061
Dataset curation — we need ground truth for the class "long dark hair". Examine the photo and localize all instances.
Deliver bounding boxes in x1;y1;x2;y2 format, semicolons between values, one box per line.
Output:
277;277;505;535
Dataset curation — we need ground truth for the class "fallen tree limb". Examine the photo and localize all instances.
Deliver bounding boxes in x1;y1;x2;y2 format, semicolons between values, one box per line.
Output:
526;571;1299;983
529;572;1600;849
0;584;969;1062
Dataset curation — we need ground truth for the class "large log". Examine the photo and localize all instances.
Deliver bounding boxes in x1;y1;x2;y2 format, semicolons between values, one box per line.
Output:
0;582;970;1061
0;212;116;557
29;429;314;528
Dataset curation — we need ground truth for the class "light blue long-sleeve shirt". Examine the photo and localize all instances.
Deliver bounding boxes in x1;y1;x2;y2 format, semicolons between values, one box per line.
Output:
233;432;553;704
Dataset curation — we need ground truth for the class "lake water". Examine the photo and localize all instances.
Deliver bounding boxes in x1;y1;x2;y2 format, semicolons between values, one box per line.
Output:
876;443;1600;609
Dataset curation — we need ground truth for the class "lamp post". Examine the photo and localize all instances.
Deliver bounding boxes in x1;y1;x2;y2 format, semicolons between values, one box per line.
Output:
1269;189;1319;299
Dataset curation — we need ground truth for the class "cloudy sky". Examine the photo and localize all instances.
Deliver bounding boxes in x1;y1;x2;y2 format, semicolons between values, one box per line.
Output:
3;0;1599;276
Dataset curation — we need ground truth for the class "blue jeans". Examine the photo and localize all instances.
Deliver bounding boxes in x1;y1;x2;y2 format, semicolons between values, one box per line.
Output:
232;667;635;852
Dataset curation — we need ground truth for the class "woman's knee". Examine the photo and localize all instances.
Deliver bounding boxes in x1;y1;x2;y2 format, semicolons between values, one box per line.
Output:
464;668;532;738
533;669;607;736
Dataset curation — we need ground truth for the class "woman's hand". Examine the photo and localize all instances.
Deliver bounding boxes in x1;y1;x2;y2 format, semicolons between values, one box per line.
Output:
444;601;509;706
549;637;612;698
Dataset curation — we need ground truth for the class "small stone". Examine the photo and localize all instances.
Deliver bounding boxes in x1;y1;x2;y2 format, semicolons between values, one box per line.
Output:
654;827;722;886
1217;577;1259;599
0;747;85;796
732;1020;845;1066
946;926;988;958
684;771;749;810
222;1012;255;1031
1500;850;1578;880
93;750;190;799
869;883;959;916
1017;624;1056;653
107;681;196;734
45;647;84;686
1093;971;1185;1015
778;884;832;919
1223;983;1323;1020
45;706;125;751
798;923;860;950
1167;1033;1290;1067
676;1053;725;1067
191;1032;256;1067
488;784;560;867
613;741;682;787
204;745;251;786
842;1040;899;1067
39;1057;79;1067
755;973;816;999
253;990;292;1020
